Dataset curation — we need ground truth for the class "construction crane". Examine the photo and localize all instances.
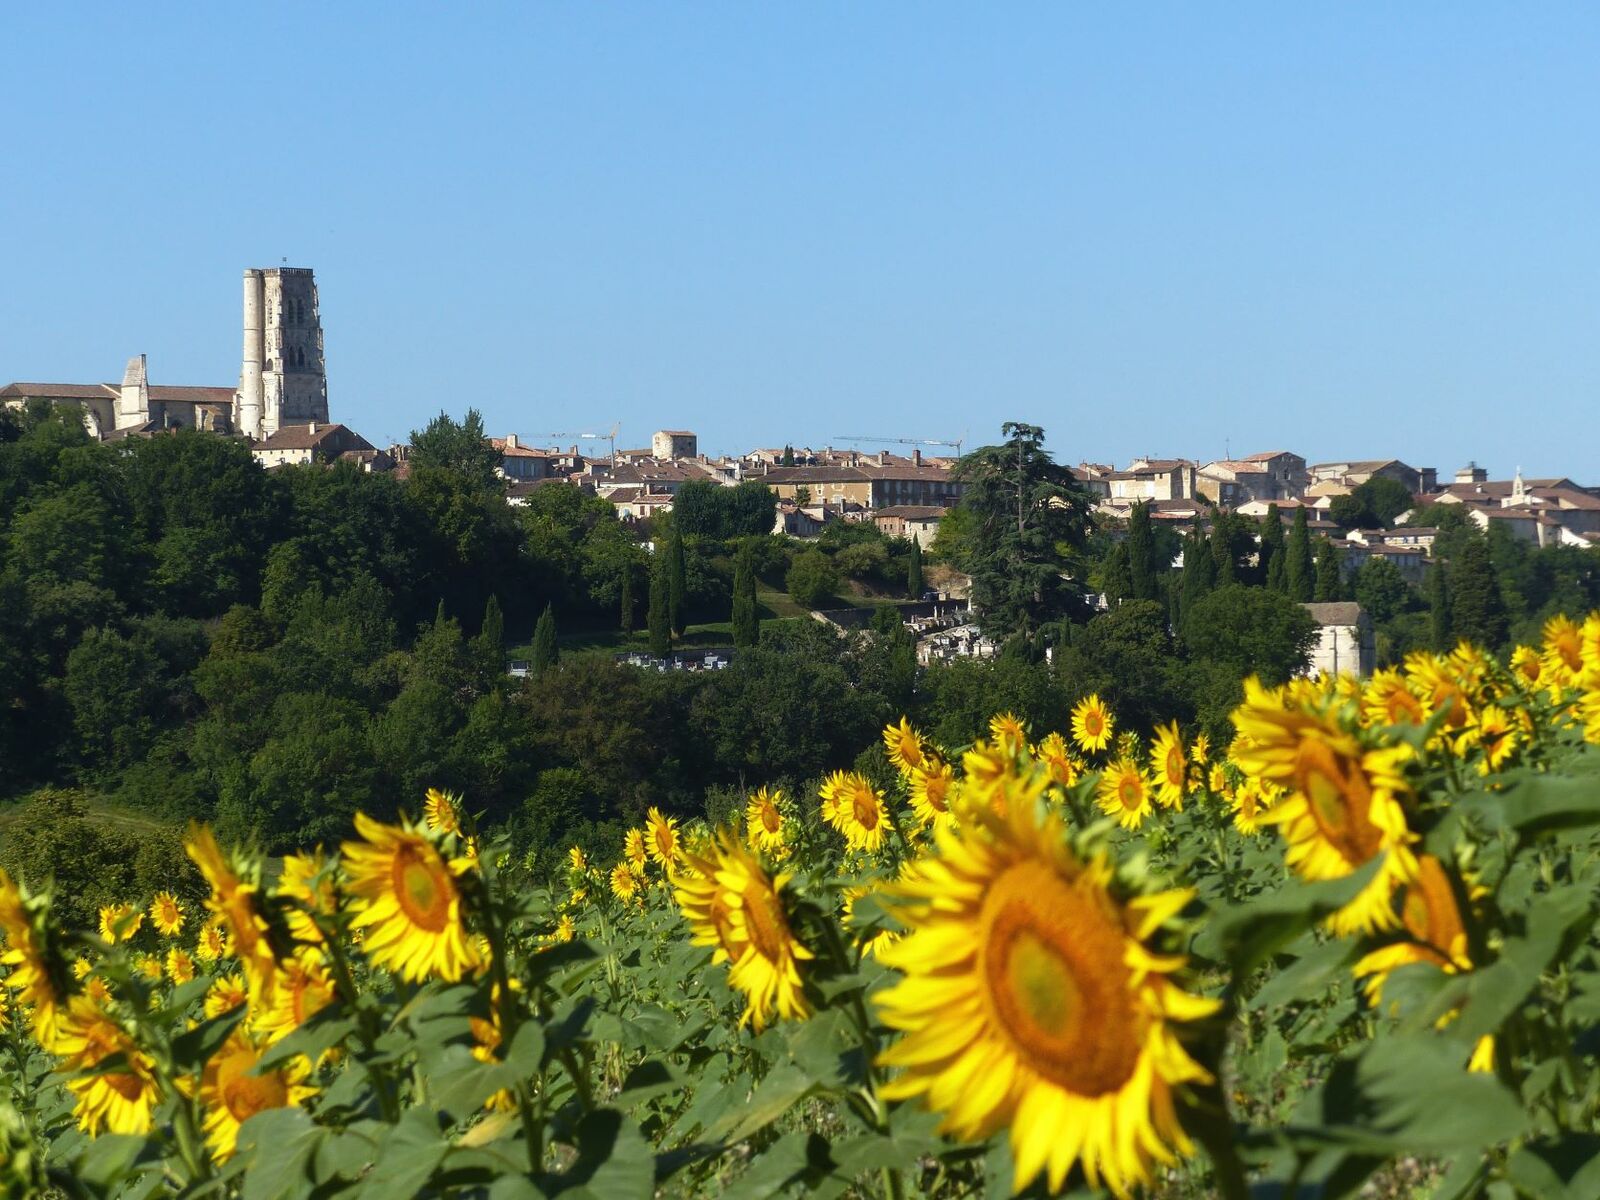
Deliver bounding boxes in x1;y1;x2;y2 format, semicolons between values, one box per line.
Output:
538;422;620;464
835;434;966;457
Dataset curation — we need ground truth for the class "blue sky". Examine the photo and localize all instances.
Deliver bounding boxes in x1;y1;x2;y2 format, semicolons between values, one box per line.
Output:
4;4;1598;473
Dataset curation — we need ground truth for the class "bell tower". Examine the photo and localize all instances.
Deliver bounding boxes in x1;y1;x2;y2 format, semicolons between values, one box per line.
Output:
236;266;329;438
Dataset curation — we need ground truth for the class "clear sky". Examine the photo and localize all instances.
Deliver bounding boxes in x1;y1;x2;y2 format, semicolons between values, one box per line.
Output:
5;4;1598;474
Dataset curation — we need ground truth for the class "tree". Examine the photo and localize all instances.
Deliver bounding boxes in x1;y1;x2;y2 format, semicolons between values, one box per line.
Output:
1099;542;1133;605
786;549;839;609
1259;506;1286;591
1451;538;1508;649
472;594;504;680
1179;529;1216;626
1330;476;1416;530
530;604;559;677
666;528;687;636
1353;557;1411;623
671;480;777;540
647;557;671;656
1286;508;1314;602
906;539;924;598
1427;562;1453;651
781;445;796;467
1209;515;1237;585
950;423;1092;642
1314;538;1344;602
732;540;759;648
1055;601;1188;732
1127;502;1158;600
1183;585;1319;685
619;567;635;633
408;408;500;491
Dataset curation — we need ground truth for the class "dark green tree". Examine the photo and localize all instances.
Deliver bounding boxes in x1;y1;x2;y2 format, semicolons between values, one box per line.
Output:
530;604;559;677
732;540;759;648
1259;506;1286;591
647;557;671;656
472;593;504;679
1127;502;1158;600
1286;508;1314;602
1180;529;1216;622
619;566;635;633
1209;515;1237;585
1100;542;1133;604
786;549;839;609
949;423;1091;642
1183;584;1319;685
1353;557;1411;623
1314;538;1344;602
666;528;687;636
906;539;924;598
1427;562;1453;651
408;408;501;491
781;445;796;467
1451;538;1509;649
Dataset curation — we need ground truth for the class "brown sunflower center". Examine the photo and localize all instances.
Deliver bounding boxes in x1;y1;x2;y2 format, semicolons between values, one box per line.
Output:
924;774;950;811
103;1070;146;1102
978;861;1142;1097
761;804;782;833
741;881;788;963
392;848;452;932
655;827;676;856
1165;746;1185;785
1118;774;1143;810
851;789;881;830
1402;855;1466;965
222;1059;289;1122
1295;739;1383;866
1084;711;1103;736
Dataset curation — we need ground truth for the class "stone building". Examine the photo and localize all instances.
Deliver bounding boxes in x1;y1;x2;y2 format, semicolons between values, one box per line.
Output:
652;430;698;459
1301;601;1374;679
2;266;330;442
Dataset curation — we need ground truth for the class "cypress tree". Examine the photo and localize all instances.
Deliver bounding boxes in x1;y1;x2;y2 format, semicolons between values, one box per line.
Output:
1209;514;1236;584
1314;537;1344;602
619;568;635;633
1427;562;1453;651
667;529;686;637
781;445;796;467
732;540;759;648
1451;538;1508;650
530;604;558;677
1127;502;1157;600
1180;529;1215;621
1101;542;1133;604
1259;505;1286;590
906;539;924;598
473;593;504;677
648;558;671;656
1286;508;1314;602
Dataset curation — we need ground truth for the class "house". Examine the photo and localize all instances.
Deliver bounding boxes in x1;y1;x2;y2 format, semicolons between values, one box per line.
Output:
250;422;374;468
1301;602;1374;679
1308;459;1435;494
1424;469;1600;548
1197;451;1309;506
1336;541;1427;584
1102;459;1197;504
652;430;698;459
490;434;555;482
759;457;965;511
872;505;947;547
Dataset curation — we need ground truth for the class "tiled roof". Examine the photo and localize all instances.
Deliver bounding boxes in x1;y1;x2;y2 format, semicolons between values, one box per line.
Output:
874;505;948;520
1303;601;1363;625
251;423;371;451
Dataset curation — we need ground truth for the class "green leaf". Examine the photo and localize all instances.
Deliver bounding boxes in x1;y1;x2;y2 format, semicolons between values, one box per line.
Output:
237;1107;325;1200
546;1109;655;1200
1193;859;1382;977
616;1059;688;1109
1246;936;1359;1010
355;1107;450;1197
705;1064;818;1144
169;1007;246;1073
256;1007;358;1071
71;1133;152;1191
784;1007;865;1089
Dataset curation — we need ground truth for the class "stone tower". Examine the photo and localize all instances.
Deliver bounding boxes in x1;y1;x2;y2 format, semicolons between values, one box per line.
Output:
236;267;328;439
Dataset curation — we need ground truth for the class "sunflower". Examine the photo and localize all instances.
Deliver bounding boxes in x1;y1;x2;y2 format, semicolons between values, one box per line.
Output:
1035;732;1079;788
1149;722;1187;810
59;996;162;1136
186;824;280;1003
200;1027;317;1161
1404;651;1475;733
1070;694;1114;754
819;771;890;852
610;862;640;903
424;787;463;836
744;787;787;852
1580;612;1600;679
1207;763;1229;796
195;919;228;964
554;913;576;943
165;948;196;985
1227;779;1271;836
874;794;1220;1196
1190;731;1211;766
1509;645;1542;687
1232;683;1417;936
99;903;144;944
645;808;680;867
908;759;960;831
254;949;336;1043
1096;759;1152;830
83;975;113;1008
568;845;590;875
672;829;812;1029
0;869;78;1054
989;712;1028;755
1352;855;1473;1002
1361;668;1426;729
1542;614;1585;687
149;891;185;938
1463;705;1519;774
341;814;482;983
842;884;898;959
204;973;249;1019
278;849;337;946
883;717;927;774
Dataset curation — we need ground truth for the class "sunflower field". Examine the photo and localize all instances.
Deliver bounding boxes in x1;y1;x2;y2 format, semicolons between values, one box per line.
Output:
7;616;1600;1198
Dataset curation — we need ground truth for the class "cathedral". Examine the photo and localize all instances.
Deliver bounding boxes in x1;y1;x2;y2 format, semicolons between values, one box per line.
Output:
0;267;330;441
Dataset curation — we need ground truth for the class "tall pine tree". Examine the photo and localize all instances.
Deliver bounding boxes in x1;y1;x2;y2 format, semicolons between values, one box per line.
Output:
1427;562;1453;651
1450;538;1508;650
648;557;671;656
1180;529;1216;624
667;528;687;637
1101;542;1133;604
472;593;504;678
1259;505;1286;591
1127;502;1158;600
906;539;924;598
1286;507;1314;602
732;540;759;648
1209;513;1237;585
1314;538;1343;602
619;568;635;633
530;604;559;677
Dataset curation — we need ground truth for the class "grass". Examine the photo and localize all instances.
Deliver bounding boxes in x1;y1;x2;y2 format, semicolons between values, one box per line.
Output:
0;791;173;847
